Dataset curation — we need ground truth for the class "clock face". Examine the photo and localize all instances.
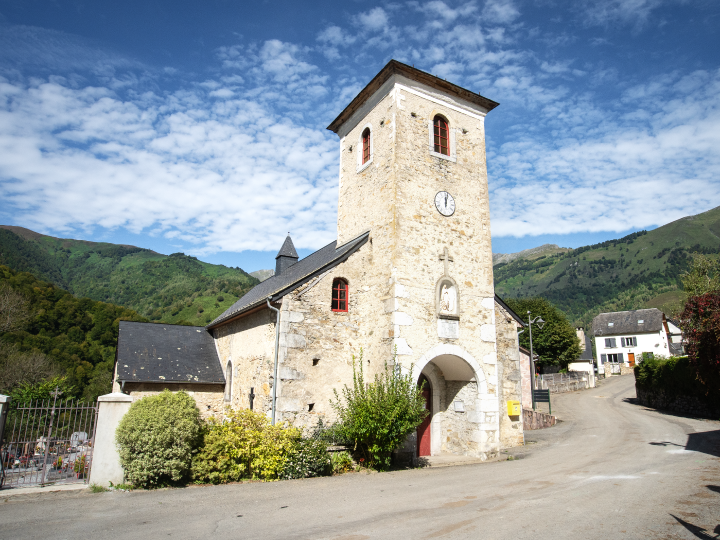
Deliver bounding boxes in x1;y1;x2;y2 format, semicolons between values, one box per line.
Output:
435;191;456;217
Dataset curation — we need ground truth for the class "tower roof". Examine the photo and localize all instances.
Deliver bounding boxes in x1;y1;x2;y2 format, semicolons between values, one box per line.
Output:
327;59;499;134
276;235;298;259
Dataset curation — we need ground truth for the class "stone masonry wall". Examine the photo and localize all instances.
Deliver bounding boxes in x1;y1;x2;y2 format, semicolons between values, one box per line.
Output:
495;303;524;448
636;386;720;419
122;382;225;420
213;308;278;417
522;408;556;430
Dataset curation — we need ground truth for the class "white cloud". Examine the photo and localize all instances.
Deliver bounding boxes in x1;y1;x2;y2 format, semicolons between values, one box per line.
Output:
1;1;718;258
580;0;682;28
357;7;390;32
482;0;520;24
488;69;720;237
0;45;341;254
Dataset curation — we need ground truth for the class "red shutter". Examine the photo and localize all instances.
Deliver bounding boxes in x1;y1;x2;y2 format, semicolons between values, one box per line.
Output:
433;116;449;156
332;279;348;312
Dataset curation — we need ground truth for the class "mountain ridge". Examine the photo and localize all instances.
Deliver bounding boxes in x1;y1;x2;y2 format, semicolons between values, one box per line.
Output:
0;226;259;326
493;205;720;327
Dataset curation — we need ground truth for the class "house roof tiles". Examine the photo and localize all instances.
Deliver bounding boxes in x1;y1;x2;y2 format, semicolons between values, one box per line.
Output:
116;321;224;384
592;308;664;336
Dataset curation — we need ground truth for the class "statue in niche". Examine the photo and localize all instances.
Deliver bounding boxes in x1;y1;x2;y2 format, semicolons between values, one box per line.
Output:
439;281;458;316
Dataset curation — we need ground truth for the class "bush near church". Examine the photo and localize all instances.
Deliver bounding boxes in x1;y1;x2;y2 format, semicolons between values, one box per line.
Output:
505;297;581;369
330;351;427;471
116;390;202;488
191;409;309;483
680;292;720;398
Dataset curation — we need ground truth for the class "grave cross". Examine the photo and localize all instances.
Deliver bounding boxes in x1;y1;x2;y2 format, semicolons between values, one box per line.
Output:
439;247;454;276
248;387;256;411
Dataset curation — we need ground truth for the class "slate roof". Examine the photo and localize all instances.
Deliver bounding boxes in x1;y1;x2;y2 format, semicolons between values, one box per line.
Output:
208;231;370;328
276;235;298;259
592;308;664;337
327;60;499;133
116;321;224;384
579;334;594;361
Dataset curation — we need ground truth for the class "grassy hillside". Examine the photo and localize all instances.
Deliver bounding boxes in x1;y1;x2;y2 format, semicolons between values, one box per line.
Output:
0;226;259;326
493;206;720;327
0;265;146;400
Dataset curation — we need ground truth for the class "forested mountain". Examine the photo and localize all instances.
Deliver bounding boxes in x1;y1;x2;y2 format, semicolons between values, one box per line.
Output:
0;265;146;400
0;226;259;326
493;205;720;327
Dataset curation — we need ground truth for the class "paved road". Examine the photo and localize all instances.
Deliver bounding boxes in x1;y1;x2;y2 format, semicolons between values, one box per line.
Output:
1;375;719;539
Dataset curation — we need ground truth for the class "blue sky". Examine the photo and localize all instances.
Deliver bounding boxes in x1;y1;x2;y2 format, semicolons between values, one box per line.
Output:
0;0;718;272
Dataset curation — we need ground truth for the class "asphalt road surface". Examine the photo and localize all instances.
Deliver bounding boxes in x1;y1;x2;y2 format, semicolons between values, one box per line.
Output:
1;374;718;539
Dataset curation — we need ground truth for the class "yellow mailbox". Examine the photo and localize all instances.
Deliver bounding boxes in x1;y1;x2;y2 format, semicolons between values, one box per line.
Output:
507;400;521;416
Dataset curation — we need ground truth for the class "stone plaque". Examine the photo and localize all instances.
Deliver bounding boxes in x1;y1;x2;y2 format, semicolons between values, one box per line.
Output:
437;319;459;339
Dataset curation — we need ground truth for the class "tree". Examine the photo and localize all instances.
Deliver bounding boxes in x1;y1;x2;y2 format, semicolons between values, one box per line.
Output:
680;292;720;398
0;282;31;333
681;253;720;297
505;297;582;369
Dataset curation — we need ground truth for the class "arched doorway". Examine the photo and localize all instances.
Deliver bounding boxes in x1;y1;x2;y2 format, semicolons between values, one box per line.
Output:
417;375;432;457
410;344;496;459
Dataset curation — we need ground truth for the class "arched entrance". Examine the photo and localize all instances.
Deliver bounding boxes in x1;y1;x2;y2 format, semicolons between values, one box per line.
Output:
412;344;495;458
417;375;432;457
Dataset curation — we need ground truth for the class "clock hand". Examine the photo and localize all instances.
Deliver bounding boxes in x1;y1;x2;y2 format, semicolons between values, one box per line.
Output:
445;193;448;207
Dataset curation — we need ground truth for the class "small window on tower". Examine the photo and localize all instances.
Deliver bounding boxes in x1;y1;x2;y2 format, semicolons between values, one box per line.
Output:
433;115;450;156
331;278;348;312
362;128;371;165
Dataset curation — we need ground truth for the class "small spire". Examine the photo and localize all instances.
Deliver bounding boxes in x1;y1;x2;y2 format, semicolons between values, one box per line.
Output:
276;234;299;259
275;234;299;276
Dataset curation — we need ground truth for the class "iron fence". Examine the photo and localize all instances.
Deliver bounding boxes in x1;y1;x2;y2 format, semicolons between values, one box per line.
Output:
0;390;97;488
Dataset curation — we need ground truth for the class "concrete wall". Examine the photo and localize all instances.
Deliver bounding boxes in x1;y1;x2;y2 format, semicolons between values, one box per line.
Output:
88;392;133;487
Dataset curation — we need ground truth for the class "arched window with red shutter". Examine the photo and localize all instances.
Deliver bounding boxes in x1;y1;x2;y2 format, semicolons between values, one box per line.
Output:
433;115;449;156
361;128;371;165
331;278;349;312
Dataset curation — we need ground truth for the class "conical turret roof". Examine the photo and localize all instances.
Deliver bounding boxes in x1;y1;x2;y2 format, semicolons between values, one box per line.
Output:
276;235;298;259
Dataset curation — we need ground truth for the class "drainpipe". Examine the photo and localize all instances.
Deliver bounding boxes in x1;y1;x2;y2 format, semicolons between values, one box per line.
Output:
267;297;281;425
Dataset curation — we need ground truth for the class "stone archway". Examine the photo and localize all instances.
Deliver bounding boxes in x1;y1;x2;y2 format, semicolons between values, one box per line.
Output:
412;344;497;458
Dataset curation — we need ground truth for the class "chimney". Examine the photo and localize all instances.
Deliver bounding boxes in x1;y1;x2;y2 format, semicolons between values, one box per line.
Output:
275;235;299;276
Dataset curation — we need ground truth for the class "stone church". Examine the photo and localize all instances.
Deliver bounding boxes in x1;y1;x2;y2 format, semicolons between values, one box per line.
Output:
113;60;527;461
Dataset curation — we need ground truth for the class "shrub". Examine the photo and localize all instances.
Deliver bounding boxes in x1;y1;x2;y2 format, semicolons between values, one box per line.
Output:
681;292;720;396
330;351;427;471
331;451;353;474
280;438;331;480
192;409;300;484
311;419;349;446
116;390;202;488
634;355;698;398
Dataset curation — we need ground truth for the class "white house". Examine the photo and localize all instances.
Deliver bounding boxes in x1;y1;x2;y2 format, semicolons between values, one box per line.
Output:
592;308;672;374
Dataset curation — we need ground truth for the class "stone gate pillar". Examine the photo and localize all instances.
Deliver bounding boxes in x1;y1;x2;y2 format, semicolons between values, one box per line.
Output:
89;393;133;487
0;394;10;448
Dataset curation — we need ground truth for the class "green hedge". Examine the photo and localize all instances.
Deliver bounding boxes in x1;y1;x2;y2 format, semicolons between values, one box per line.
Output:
634;356;703;399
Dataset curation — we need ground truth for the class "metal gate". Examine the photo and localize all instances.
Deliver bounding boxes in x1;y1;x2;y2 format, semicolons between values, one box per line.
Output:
0;390;97;488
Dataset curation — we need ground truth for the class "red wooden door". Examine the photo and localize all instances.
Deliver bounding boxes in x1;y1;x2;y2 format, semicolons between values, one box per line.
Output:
417;381;432;457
